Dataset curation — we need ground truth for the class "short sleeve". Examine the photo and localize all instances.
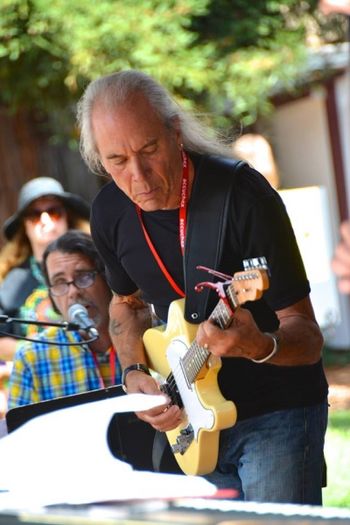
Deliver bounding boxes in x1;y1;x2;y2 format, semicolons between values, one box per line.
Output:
230;165;310;310
90;194;138;296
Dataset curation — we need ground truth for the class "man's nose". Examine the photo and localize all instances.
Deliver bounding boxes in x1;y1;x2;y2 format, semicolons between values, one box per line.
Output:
66;281;83;302
130;156;149;181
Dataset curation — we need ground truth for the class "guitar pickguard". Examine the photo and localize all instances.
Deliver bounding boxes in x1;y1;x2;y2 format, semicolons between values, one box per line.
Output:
166;338;215;441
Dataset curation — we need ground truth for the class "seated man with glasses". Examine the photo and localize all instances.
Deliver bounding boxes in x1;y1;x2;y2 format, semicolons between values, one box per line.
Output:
7;230;122;408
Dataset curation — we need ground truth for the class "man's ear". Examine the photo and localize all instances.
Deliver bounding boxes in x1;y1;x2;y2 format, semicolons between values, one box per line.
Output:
171;116;182;148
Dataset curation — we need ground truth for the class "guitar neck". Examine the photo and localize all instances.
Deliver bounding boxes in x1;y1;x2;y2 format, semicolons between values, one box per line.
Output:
163;262;268;405
209;284;237;329
183;290;236;384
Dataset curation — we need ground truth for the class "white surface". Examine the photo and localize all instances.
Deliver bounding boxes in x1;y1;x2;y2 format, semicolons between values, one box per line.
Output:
279;186;350;347
0;393;216;508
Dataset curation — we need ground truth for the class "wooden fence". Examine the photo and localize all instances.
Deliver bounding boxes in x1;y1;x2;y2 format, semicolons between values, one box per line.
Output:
0;107;101;247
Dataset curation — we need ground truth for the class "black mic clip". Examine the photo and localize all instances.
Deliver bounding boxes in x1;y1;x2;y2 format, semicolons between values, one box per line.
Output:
62;321;81;331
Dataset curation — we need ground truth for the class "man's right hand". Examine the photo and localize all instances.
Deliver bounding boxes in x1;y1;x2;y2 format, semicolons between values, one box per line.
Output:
125;370;183;432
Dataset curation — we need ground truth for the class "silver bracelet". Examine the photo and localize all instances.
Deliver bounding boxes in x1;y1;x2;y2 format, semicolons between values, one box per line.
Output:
251;332;280;364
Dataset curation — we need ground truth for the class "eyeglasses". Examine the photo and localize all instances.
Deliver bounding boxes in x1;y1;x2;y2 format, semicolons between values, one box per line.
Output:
23;205;66;223
49;270;99;297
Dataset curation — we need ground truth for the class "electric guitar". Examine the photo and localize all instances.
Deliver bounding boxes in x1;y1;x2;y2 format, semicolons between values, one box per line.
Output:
143;257;269;476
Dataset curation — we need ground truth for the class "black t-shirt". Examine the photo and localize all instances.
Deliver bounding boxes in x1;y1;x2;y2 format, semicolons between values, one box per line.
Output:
91;153;328;420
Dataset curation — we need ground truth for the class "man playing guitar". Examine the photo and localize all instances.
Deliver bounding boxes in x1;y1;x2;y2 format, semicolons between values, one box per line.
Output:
77;70;328;504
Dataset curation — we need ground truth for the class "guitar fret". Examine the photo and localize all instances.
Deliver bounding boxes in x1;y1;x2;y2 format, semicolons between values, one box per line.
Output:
227;285;238;310
216;306;227;329
220;302;231;327
183;341;210;384
210;300;232;329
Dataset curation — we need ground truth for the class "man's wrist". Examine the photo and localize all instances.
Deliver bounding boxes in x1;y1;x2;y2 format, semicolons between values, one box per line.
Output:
251;332;280;364
121;363;151;393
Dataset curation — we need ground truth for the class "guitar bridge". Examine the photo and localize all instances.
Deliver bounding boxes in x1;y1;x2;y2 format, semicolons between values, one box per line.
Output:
171;424;194;455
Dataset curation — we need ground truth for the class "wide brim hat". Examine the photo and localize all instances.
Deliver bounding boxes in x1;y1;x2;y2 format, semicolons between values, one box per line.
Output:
3;177;91;240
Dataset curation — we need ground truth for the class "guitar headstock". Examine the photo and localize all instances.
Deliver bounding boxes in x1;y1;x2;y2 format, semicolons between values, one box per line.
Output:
227;257;269;307
230;268;269;306
195;257;269;311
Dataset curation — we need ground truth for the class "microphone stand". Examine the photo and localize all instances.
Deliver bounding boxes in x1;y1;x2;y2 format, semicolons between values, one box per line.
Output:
0;314;79;331
0;316;98;346
0;315;80;332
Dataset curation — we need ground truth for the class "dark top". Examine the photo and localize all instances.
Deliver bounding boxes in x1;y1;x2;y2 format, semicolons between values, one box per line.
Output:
0;257;61;338
91;152;328;420
0;259;39;336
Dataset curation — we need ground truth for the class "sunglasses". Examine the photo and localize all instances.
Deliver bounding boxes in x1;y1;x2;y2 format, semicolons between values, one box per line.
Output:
23;205;66;223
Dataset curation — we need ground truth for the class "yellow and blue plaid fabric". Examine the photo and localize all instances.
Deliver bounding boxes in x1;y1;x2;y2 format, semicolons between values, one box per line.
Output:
18;256;63;337
7;327;122;409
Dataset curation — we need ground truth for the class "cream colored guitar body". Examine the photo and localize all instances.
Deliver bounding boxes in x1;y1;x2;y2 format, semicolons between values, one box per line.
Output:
143;262;269;476
143;298;237;476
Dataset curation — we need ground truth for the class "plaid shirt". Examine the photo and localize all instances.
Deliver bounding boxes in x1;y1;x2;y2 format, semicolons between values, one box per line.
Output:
18;256;63;338
7;327;122;409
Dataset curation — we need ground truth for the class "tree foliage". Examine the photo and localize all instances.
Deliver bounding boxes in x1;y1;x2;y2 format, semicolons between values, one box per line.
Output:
0;0;345;134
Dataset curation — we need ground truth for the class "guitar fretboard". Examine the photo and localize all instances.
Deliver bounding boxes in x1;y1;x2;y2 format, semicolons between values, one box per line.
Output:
182;283;237;384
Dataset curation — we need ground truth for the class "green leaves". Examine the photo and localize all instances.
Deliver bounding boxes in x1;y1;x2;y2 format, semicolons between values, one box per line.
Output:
0;0;343;134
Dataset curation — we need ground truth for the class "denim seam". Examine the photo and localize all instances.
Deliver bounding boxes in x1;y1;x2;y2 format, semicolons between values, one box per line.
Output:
302;406;308;503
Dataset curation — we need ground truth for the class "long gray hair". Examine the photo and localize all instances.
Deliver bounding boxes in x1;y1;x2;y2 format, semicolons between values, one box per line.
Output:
77;70;233;175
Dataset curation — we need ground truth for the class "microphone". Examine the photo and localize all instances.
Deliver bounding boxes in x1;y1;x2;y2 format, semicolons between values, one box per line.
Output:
68;304;99;339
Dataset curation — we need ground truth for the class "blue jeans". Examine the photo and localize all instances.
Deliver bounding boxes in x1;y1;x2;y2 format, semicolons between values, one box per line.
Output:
205;402;328;504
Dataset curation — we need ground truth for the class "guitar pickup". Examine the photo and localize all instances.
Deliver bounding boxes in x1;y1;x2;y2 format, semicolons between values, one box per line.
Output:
161;378;184;408
171;425;194;455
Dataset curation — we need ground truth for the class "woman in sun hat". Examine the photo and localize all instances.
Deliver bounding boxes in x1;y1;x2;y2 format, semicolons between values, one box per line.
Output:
0;177;90;363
